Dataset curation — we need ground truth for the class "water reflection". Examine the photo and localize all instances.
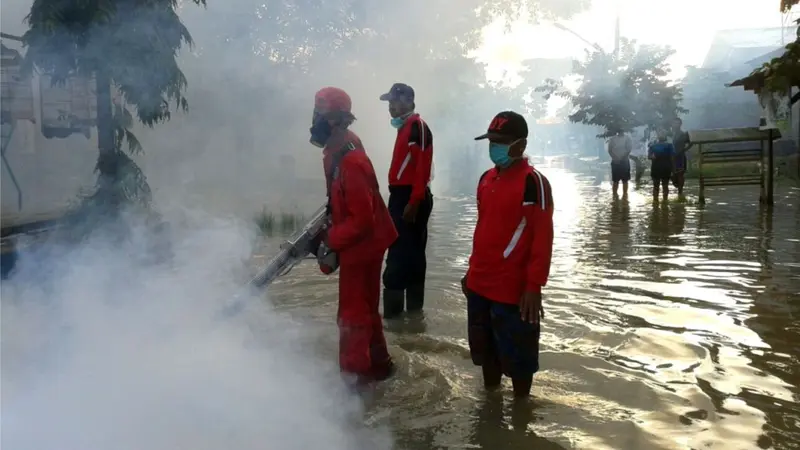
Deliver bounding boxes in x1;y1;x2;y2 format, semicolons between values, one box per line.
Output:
469;394;565;449
263;163;800;449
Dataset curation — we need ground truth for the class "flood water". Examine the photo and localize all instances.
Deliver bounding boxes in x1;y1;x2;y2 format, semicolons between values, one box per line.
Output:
262;160;800;450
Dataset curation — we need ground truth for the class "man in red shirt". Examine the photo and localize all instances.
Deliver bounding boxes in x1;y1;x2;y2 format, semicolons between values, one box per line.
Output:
461;111;554;398
310;87;398;385
379;83;434;319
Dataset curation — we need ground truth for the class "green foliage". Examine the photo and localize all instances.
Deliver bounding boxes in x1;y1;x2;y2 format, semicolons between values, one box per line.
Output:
21;0;206;210
536;38;686;138
728;0;799;98
254;208;308;236
23;0;206;126
729;36;799;98
200;0;590;66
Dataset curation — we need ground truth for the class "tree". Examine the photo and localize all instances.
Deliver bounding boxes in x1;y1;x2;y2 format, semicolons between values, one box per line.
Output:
536;38;686;138
177;0;590;90
22;0;206;209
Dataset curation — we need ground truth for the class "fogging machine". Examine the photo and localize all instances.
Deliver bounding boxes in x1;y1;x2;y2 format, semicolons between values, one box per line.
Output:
219;203;336;317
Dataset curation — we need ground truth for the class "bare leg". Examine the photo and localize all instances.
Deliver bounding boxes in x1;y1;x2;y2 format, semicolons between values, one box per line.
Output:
612;180;619;196
662;179;669;201
652;183;659;202
482;357;502;390
622;180;629;198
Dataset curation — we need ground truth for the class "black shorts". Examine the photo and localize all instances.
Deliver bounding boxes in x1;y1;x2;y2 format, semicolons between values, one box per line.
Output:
651;160;672;182
467;291;540;379
610;159;631;182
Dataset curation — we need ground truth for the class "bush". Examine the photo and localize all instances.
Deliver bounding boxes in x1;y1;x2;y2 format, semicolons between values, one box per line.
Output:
254;208;307;236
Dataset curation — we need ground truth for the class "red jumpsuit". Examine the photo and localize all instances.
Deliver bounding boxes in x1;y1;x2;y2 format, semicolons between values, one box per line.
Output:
323;130;398;382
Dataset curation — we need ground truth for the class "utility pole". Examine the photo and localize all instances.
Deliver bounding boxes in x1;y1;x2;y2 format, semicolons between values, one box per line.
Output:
613;13;620;59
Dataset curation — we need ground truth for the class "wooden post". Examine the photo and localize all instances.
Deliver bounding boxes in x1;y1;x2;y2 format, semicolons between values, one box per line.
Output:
698;143;705;204
0;122;22;210
767;129;774;205
759;139;766;203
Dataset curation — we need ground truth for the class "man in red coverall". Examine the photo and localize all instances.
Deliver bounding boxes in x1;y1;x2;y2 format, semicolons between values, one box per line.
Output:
379;83;434;319
460;111;554;398
310;87;398;384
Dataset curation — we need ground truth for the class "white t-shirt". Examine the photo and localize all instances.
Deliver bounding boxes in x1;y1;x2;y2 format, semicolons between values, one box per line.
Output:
608;135;632;160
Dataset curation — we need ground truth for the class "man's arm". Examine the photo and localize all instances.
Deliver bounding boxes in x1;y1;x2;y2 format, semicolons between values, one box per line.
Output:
408;119;433;205
522;171;554;294
326;162;376;251
462;169;491;292
685;132;694;151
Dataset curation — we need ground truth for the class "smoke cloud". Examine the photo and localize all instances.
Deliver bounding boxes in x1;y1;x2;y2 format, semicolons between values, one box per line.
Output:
1;213;392;450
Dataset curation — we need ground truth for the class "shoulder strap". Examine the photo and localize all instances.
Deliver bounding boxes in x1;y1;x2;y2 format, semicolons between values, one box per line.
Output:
326;141;357;214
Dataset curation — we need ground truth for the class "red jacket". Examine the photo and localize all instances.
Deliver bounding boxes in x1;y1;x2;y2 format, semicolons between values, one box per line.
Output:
387;113;433;205
466;159;554;304
323;130;398;265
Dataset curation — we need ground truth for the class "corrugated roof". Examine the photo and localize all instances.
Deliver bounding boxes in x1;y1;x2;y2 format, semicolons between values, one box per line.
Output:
709;26;795;48
702;26;798;70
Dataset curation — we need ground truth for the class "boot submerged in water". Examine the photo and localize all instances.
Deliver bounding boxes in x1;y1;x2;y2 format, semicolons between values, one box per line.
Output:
406;283;425;313
383;288;405;319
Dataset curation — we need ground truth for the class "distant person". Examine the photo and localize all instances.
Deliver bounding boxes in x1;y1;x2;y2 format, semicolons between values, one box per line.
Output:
607;130;632;197
648;130;675;203
461;111;554;399
629;138;648;186
671;118;692;197
310;87;397;385
379;83;434;319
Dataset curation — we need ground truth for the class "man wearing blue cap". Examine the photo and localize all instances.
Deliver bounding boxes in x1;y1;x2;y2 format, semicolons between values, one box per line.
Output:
379;83;434;319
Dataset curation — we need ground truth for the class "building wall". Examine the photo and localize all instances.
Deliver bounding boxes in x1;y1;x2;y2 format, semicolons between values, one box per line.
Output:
1;77;98;227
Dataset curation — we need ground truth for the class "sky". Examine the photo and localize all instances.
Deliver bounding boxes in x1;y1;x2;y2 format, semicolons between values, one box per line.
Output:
474;0;798;87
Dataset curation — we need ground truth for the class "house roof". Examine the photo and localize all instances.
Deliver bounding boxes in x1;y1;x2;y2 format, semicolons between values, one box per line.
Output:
702;26;798;71
743;46;792;66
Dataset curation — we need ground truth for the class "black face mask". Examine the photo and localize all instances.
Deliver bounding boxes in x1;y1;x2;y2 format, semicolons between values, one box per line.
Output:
310;111;332;148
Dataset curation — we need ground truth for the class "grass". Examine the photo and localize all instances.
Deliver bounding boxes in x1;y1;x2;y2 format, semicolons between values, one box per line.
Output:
254;207;308;236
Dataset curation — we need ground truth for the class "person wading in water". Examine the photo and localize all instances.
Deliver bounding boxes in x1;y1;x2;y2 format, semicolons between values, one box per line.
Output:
461;111;554;399
379;83;434;319
607;129;632;198
648;129;676;203
311;87;397;386
670;117;692;198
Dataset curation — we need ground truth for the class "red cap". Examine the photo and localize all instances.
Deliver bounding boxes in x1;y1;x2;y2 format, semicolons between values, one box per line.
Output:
314;87;352;114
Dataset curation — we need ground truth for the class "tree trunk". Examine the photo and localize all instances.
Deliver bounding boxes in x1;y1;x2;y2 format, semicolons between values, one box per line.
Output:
93;70;121;210
95;70;116;178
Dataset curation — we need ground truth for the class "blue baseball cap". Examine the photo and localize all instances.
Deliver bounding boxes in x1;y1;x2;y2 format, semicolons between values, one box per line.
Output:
379;83;415;102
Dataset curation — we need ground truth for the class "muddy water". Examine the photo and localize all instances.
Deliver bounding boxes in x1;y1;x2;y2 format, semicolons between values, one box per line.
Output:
261;162;800;450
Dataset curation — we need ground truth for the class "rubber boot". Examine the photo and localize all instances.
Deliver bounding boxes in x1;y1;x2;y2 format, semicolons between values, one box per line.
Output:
512;375;533;398
383;289;405;319
406;283;425;313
